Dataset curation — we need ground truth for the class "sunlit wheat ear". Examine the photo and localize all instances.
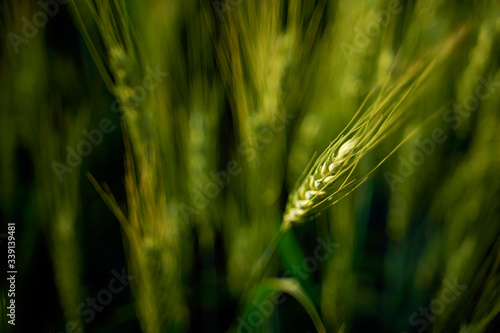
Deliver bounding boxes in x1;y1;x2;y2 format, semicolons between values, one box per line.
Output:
282;27;467;229
283;137;362;228
282;80;416;229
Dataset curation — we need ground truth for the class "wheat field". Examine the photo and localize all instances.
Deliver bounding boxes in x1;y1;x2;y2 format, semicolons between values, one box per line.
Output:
1;0;500;332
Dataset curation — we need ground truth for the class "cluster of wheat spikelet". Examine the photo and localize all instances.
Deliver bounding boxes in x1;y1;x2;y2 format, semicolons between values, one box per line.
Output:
282;84;402;228
210;0;297;295
281;24;466;230
283;137;359;226
69;1;189;331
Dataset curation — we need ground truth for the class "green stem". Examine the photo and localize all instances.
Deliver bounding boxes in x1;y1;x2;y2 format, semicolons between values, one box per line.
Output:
230;223;291;330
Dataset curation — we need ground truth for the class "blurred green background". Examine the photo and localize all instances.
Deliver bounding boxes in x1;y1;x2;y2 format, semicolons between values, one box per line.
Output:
0;0;499;332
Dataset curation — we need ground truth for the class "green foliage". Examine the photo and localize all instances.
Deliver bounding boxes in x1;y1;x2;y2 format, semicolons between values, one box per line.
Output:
1;0;499;332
